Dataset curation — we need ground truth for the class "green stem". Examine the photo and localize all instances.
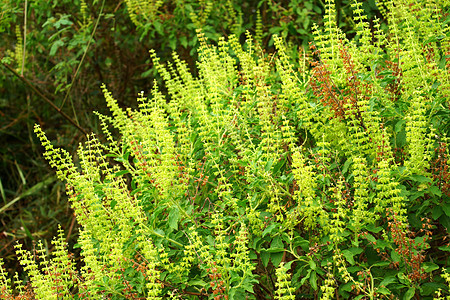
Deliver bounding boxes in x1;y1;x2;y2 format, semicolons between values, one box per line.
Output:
150;229;183;247
60;0;106;110
21;0;27;76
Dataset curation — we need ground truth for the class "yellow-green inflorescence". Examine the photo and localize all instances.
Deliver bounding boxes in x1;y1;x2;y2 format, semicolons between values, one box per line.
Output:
3;0;449;297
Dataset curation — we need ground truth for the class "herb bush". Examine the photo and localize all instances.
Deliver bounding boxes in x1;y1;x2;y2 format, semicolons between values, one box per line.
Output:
1;0;356;272
2;0;450;298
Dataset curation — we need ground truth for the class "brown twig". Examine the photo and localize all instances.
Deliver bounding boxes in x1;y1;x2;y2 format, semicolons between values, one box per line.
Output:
2;63;89;136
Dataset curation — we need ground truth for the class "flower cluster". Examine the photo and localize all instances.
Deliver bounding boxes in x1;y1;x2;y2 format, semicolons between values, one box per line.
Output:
2;0;450;298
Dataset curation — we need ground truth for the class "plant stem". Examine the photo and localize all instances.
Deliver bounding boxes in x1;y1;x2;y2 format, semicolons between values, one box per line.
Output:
60;0;106;110
21;0;27;76
2;63;89;136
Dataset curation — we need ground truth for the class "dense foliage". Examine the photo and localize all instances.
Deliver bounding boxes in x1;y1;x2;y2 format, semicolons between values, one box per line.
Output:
1;0;450;299
0;0;370;275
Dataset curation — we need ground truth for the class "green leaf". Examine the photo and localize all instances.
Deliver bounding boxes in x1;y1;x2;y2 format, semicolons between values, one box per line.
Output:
371;261;390;267
408;213;421;229
56;17;73;27
264;158;274;171
169;37;177;50
443;204;450;217
342;158;352;175
432;206;443;220
365;233;376;243
440;215;450;231
373;239;390;249
438;244;450;251
179;35;188;48
229;287;246;300
391;250;401;263
188;279;207;286
293;237;309;252
265;247;285;253
49;40;64;56
300;269;311;286
380;275;397;287
262;223;278;237
366;223;383;233
284;260;294;270
395;119;405;133
153;21;164;35
342;248;362;265
309;259;316;270
272;158;285;175
271;236;284;249
252;237;262;250
377;287;391;295
110;199;117;210
168;207;180;230
340;281;353;292
409;175;432;184
421;282;446;296
349;247;363;255
347;266;363;273
269;26;282;35
422;262;439;273
404;287;415;300
411;191;425;201
428;185;442;196
261;251;270;267
310;271;318;290
292;266;305;285
153;228;165;238
397;272;410;285
114;169;130;177
271;252;284;267
20;217;33;240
